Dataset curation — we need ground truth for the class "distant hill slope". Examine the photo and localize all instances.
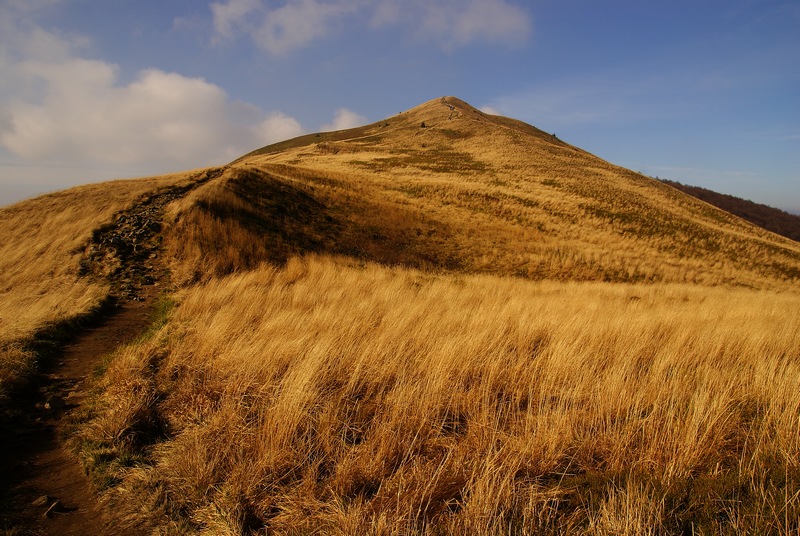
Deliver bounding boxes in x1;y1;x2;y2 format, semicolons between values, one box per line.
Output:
662;179;800;243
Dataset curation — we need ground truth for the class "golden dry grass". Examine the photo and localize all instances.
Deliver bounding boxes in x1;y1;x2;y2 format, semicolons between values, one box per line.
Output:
5;96;800;534
85;256;800;534
158;157;800;294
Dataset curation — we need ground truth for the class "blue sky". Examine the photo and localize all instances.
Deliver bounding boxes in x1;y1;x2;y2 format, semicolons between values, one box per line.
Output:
1;0;798;213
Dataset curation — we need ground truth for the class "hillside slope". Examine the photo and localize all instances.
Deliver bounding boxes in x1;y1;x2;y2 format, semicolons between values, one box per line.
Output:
0;171;210;400
203;96;800;289
3;96;800;535
0;169;219;532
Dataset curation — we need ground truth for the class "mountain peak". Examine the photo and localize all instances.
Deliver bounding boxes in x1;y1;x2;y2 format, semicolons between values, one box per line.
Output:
393;96;491;128
238;96;499;161
404;96;481;115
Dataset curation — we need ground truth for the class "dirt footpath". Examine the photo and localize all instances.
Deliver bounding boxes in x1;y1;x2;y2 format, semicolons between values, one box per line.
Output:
2;294;157;535
1;169;225;535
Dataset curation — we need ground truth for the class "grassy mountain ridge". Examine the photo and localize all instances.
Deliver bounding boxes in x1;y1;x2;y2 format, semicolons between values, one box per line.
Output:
2;97;800;534
225;96;800;288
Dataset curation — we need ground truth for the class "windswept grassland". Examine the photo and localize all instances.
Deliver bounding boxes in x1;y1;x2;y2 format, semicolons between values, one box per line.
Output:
5;97;800;534
84;256;800;534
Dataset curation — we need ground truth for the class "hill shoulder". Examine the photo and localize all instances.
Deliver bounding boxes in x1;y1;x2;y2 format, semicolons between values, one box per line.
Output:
661;179;800;242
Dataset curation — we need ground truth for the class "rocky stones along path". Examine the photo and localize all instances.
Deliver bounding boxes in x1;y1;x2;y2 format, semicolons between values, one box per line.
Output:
1;167;224;535
80;167;224;300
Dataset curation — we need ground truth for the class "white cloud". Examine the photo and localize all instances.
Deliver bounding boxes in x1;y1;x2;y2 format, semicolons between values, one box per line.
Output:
0;24;306;182
375;0;531;48
210;0;531;54
255;111;305;143
211;0;361;55
210;0;262;40
319;108;367;131
2;59;304;168
254;0;361;56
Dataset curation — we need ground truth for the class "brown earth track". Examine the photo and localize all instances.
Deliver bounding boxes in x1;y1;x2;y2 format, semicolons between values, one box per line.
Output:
1;294;158;535
1;168;225;535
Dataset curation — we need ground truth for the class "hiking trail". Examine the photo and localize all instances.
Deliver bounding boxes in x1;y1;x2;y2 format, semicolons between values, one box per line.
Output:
1;168;223;535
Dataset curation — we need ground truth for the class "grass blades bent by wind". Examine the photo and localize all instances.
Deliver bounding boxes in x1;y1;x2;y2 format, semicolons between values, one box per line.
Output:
86;256;800;534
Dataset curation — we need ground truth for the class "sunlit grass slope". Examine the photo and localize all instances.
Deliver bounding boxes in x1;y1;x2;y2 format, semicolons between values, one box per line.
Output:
230;97;800;288
87;257;800;534
4;95;800;534
81;94;800;533
0;171;203;400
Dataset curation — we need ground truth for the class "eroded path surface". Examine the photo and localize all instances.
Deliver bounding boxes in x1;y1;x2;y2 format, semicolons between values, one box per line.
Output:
1;168;223;535
3;296;157;535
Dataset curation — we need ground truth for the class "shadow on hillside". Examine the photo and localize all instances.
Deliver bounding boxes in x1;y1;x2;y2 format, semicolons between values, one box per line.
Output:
169;168;462;281
201;171;336;263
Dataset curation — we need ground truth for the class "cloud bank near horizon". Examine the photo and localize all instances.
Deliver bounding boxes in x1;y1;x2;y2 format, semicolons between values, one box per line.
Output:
0;23;306;176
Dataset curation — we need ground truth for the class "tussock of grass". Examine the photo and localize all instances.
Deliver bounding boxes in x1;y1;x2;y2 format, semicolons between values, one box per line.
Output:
85;256;800;534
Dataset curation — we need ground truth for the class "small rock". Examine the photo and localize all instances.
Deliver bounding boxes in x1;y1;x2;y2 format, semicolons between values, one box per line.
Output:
44;396;66;411
31;495;50;507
